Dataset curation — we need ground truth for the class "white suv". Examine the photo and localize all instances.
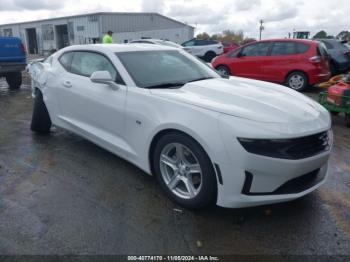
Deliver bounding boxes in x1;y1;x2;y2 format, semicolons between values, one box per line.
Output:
182;39;223;62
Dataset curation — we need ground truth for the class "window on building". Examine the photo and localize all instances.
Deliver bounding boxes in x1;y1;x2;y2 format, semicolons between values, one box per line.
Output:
3;28;13;37
42;24;54;41
88;15;98;22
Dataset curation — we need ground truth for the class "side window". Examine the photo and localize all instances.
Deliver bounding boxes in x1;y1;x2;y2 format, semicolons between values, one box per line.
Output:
228;48;241;58
182;40;195;47
58;52;74;71
222;42;230;47
317;43;329;58
208;40;218;45
271;42;296;56
194;40;205;46
241;42;271;57
322;41;333;49
296;43;310;54
70;52;124;84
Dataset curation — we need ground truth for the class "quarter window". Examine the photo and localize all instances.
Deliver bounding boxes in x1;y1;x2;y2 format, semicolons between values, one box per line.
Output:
271;42;296;56
58;52;74;71
296;43;310;54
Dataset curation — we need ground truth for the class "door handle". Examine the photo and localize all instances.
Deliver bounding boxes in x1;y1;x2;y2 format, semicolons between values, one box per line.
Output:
62;81;72;88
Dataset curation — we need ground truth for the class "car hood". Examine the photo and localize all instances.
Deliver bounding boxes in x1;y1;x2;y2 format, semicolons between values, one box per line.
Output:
150;77;326;123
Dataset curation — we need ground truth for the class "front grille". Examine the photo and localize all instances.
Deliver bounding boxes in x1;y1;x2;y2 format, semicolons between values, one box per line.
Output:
283;131;330;159
238;131;331;160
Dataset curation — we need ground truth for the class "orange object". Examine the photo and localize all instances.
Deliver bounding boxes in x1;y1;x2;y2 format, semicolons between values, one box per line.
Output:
327;82;350;106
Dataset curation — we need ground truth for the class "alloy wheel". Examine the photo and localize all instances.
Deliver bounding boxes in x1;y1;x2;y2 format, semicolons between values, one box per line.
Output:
289;74;305;90
159;143;202;200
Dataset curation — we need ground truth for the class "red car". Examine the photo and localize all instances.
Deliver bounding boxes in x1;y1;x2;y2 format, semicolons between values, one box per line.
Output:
222;41;239;53
212;39;331;91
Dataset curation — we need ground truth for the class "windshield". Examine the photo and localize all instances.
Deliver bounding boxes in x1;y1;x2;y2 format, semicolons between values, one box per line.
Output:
116;50;220;88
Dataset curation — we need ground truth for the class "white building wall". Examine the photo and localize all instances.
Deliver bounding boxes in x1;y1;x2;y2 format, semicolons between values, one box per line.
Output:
0;13;195;54
114;27;193;44
69;15;100;45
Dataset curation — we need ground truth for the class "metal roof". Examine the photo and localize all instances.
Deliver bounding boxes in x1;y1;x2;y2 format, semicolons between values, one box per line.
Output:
0;12;194;29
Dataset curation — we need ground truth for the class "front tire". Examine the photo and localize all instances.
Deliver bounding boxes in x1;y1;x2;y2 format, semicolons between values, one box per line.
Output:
31;90;52;134
216;65;230;76
153;132;217;209
286;71;308;91
6;72;22;90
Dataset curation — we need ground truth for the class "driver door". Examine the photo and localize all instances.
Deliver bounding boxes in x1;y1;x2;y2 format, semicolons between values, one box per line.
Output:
231;42;272;79
56;51;128;155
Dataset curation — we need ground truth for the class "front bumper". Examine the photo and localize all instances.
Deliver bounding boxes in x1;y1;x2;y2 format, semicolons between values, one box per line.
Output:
216;153;329;208
214;114;332;208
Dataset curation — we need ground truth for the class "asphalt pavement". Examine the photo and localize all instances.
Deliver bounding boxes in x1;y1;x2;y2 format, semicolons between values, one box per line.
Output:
0;79;349;256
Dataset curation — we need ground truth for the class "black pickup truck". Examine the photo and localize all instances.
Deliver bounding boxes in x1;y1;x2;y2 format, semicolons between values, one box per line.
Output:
0;37;27;89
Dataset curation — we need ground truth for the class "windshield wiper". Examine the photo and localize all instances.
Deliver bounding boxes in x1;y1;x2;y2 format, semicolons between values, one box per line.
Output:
187;77;216;83
145;82;186;89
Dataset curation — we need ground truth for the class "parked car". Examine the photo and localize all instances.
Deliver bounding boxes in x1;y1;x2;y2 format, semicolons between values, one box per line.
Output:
222;41;239;53
212;39;331;91
28;44;332;209
181;39;223;62
315;39;350;75
0;37;27;89
129;39;183;49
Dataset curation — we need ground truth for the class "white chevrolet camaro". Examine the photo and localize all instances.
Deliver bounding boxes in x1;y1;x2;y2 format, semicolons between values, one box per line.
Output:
28;44;333;209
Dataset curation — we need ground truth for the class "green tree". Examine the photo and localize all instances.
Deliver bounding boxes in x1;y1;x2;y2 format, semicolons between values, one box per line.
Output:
195;30;256;45
241;38;257;45
312;30;327;39
196;32;210;40
221;30;244;43
336;31;350;41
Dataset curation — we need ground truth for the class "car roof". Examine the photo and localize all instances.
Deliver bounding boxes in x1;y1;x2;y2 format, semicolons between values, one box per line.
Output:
131;39;167;42
258;38;316;44
315;38;342;43
59;43;178;53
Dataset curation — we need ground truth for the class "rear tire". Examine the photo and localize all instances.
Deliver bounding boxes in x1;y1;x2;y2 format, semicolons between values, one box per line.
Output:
329;62;337;76
31;90;52;134
204;51;216;62
153;132;217;209
286;71;308;91
345;114;350;128
331;111;339;116
6;72;22;90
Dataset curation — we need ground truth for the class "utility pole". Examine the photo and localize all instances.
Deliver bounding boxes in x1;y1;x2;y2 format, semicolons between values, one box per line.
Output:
259;19;264;40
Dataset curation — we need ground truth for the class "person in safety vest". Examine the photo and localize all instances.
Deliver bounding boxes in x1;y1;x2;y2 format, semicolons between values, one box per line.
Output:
103;31;114;44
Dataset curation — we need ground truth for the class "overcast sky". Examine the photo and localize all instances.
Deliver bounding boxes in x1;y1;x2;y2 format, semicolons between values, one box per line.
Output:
0;0;348;39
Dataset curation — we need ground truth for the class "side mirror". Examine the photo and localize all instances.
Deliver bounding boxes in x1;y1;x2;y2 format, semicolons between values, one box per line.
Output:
90;71;119;90
236;52;244;58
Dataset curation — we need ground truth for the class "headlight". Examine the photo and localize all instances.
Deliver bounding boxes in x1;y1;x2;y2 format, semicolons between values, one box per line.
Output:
238;130;331;160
